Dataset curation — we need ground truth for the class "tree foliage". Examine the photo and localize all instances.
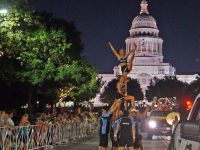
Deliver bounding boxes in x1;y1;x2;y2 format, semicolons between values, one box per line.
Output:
101;78;143;104
38;12;84;58
0;1;100;109
145;76;200;119
187;76;200;100
146;76;188;101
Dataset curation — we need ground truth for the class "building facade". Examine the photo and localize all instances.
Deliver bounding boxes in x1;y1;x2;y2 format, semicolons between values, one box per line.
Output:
91;0;197;105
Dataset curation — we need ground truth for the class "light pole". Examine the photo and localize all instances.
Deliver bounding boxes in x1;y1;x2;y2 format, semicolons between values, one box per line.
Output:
0;0;8;14
0;8;7;14
0;7;7;58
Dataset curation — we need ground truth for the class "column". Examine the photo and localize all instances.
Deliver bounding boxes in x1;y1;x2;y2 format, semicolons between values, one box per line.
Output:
156;42;158;54
126;42;128;53
160;42;163;55
151;42;153;54
153;42;156;54
136;41;140;53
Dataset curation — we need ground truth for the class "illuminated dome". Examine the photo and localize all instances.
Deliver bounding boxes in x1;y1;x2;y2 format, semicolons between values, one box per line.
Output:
131;13;157;29
129;0;159;37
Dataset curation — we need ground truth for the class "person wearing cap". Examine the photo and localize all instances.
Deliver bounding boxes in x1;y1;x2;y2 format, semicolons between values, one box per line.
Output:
130;106;149;150
130;109;141;150
114;110;135;150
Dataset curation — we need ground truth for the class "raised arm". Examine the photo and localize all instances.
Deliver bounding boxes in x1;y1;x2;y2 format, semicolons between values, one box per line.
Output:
108;42;120;59
109;103;116;114
125;43;137;58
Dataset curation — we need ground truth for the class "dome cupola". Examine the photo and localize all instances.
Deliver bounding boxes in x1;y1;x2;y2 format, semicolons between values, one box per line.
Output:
130;0;159;37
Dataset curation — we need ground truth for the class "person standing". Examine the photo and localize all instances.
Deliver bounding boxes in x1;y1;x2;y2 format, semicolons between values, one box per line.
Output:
130;106;149;150
19;114;30;150
110;119;119;150
172;115;179;133
114;111;135;150
4;111;14;150
110;110;124;150
98;107;111;150
130;109;141;150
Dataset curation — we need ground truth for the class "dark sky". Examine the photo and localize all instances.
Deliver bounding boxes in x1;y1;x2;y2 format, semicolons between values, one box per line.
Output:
31;0;200;74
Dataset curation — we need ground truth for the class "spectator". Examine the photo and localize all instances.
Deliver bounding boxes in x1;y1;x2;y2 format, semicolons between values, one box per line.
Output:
0;111;6;127
19;114;30;150
172;115;179;133
4;111;15;150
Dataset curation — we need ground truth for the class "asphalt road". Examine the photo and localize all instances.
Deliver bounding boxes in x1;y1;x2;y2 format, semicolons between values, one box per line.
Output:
55;134;169;150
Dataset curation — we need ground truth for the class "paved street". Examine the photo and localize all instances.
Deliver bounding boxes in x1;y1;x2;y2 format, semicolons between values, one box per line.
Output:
55;134;169;150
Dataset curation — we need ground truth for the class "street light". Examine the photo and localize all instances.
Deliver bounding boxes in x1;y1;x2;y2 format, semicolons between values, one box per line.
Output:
0;8;7;14
0;0;8;14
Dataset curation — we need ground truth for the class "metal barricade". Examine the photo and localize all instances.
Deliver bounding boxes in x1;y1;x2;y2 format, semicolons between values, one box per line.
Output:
0;121;97;150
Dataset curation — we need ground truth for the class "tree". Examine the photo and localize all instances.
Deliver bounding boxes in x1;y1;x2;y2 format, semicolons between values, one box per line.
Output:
146;76;189;119
146;76;188;101
38;12;84;58
101;78;143;105
0;1;100;111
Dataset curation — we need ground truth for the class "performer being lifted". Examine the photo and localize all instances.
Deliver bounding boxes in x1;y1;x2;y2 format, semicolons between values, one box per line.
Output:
108;42;136;79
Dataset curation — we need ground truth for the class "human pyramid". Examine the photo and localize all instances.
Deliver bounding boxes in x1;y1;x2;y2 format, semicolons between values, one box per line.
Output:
98;42;146;150
108;42;137;118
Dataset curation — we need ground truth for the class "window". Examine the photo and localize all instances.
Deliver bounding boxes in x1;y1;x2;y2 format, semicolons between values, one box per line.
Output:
142;79;146;84
190;98;200;121
158;69;165;74
158;68;165;74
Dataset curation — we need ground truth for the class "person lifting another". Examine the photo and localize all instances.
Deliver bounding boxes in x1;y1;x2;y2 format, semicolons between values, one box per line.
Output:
110;75;135;119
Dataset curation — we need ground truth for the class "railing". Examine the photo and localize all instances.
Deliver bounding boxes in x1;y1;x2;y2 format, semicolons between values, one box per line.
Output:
0;121;97;150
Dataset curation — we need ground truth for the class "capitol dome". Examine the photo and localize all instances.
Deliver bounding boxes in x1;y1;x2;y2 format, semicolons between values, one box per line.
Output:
131;13;157;29
129;0;159;37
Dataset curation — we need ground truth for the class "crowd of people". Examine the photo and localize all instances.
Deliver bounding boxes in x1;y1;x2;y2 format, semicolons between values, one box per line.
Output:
0;109;96;131
0;107;97;150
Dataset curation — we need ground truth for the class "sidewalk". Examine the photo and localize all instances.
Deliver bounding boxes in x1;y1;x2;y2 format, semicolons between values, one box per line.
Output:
54;133;169;150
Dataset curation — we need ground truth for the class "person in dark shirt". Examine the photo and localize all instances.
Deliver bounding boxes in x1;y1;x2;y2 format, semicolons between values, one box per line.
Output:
110;119;119;150
114;111;135;150
110;110;124;150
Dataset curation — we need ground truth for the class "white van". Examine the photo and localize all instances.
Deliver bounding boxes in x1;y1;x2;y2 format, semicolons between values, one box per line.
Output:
169;94;200;150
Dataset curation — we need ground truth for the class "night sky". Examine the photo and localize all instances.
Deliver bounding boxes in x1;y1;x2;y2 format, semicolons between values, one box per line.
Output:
31;0;200;74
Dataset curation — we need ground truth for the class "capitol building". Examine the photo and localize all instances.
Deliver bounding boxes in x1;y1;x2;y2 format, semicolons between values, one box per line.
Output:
92;0;197;106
